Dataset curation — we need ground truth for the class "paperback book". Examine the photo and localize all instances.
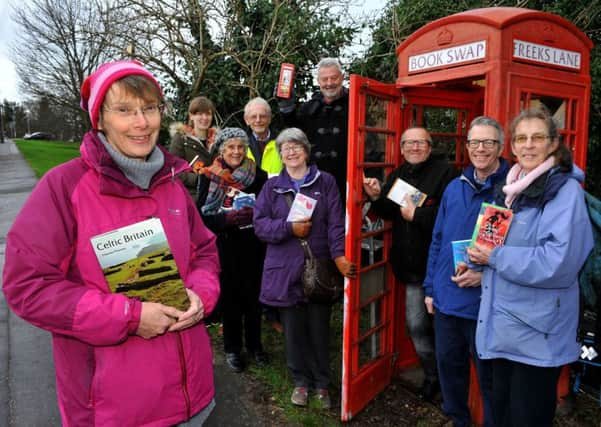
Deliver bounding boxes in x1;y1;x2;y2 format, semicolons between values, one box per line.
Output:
451;239;473;274
470;203;513;250
90;217;190;311
386;178;427;207
286;192;317;222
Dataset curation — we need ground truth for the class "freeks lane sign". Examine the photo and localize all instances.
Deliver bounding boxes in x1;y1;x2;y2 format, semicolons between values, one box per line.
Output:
513;39;581;70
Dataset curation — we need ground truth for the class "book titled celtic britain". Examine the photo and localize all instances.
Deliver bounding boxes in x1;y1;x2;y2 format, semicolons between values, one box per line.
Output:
91;217;190;311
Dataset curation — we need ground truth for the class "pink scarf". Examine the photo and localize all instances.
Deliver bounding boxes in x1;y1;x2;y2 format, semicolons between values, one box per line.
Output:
503;156;555;208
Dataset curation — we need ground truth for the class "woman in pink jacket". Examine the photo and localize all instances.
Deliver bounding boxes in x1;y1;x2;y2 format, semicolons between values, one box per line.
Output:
2;60;220;426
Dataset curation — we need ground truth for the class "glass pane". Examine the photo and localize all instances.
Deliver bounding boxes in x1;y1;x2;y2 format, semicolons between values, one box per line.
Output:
422;106;458;133
359;330;382;368
523;94;568;129
365;95;387;128
360;225;385;268
358;265;386;304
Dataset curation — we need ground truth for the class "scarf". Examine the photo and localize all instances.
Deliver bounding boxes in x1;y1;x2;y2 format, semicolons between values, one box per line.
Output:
503;156;555;208
98;133;164;189
201;156;256;215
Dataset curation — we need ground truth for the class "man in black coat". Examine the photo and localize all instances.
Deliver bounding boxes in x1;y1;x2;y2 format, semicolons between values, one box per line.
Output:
277;57;348;197
363;126;456;401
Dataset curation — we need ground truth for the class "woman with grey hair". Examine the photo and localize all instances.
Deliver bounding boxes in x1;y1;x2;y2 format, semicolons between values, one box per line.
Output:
197;127;269;373
254;127;356;409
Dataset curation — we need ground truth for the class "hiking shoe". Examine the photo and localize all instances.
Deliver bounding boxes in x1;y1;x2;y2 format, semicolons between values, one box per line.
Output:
418;378;440;402
225;352;244;373
291;387;308;406
315;388;331;409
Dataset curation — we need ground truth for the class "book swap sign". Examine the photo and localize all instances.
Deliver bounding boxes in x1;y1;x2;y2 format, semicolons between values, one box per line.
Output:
408;40;486;73
470;203;513;250
91;218;190;311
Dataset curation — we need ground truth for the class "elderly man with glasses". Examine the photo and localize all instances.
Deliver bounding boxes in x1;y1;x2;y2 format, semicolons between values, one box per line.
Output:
363;126;455;402
422;116;510;427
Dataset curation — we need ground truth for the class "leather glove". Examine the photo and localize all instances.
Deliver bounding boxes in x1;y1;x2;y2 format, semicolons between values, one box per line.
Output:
291;220;311;238
236;207;254;227
335;256;357;278
224;210;240;226
274;82;296;114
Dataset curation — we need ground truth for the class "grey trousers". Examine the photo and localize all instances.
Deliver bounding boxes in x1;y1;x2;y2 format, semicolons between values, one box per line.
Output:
279;303;331;389
406;283;438;381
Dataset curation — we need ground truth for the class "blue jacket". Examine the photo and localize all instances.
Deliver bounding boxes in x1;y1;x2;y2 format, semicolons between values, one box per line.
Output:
253;165;345;306
424;159;509;319
476;166;594;367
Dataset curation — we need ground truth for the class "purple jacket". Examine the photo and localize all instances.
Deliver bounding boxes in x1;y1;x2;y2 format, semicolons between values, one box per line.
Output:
253;165;345;306
3;131;220;426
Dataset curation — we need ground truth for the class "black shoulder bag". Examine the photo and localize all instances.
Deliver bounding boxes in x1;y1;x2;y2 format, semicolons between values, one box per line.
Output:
285;193;343;304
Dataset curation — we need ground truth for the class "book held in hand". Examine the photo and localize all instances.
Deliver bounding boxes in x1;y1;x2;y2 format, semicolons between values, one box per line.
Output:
90;218;190;311
451;239;473;274
470;202;513;250
233;191;256;210
286;192;317;222
386;178;427;207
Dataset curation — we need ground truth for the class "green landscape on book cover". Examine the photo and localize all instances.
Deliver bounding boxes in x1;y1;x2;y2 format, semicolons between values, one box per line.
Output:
91;217;190;311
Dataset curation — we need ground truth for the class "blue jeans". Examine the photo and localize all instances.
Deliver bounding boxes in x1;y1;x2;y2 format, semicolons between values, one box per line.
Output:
405;283;437;381
434;311;493;427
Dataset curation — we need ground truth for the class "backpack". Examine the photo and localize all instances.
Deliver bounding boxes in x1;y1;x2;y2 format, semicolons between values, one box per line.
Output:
578;191;601;344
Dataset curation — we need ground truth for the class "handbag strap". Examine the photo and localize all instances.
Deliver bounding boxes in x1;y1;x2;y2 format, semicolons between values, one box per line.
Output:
285;192;315;260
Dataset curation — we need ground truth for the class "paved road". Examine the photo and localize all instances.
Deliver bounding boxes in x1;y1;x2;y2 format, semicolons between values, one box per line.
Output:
0;139;264;426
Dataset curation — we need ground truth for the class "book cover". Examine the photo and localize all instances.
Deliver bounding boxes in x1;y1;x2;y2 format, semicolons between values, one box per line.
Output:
91;218;190;311
286;192;317;222
470;203;513;250
386;177;427;207
233;191;256;210
451;239;472;274
276;63;295;98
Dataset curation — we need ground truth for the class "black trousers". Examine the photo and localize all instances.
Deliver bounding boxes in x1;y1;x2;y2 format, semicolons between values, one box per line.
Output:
279;303;331;389
491;358;561;427
220;270;262;355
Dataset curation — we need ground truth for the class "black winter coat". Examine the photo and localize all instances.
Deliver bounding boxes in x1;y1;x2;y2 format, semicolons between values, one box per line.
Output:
282;88;349;196
370;156;456;284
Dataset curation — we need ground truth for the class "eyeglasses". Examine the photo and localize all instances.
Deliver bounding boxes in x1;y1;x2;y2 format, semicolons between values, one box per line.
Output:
402;139;429;147
280;145;304;154
466;139;499;148
103;104;164;120
512;133;550;145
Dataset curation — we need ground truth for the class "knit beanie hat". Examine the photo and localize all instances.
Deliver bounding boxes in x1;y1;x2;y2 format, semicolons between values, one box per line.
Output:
212;127;249;155
80;60;162;129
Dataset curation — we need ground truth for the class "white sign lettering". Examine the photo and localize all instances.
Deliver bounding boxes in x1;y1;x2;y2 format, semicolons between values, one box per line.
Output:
513;39;581;70
408;40;486;73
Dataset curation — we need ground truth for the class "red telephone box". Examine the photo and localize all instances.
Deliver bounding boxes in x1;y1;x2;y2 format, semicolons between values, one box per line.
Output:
341;7;593;421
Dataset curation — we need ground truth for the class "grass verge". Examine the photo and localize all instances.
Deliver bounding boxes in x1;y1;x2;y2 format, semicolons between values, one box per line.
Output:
14;139;80;177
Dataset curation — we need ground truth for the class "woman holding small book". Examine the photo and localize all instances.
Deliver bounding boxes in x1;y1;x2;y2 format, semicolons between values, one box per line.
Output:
196;127;269;373
2;61;220;426
253;127;356;409
469;107;593;427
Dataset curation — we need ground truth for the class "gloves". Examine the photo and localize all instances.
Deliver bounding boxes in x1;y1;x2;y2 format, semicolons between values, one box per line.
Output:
274;82;296;114
224;207;254;227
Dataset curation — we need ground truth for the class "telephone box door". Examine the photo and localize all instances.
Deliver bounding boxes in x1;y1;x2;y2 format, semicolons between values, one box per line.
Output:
342;74;401;421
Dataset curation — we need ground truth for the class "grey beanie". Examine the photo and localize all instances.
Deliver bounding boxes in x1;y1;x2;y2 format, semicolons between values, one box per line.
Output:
212;127;249;154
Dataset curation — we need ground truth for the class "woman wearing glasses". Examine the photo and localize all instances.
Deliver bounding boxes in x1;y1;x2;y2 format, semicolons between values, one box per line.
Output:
469;108;594;426
3;61;220;426
254;127;356;409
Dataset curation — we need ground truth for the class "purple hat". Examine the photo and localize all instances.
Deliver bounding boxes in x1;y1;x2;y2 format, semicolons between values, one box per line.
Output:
80;60;162;129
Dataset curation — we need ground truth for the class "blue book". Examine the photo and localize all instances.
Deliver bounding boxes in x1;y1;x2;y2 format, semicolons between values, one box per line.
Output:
451;239;473;274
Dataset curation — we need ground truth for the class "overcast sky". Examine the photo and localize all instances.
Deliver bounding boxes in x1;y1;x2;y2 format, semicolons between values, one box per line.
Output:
0;0;386;103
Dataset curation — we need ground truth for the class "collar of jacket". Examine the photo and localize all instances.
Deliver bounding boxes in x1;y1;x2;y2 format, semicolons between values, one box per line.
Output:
272;164;320;194
461;157;510;192
402;155;436;175
507;166;572;212
80;130;189;196
310;86;349;106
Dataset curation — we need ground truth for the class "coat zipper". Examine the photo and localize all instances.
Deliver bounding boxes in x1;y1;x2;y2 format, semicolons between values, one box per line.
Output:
176;332;191;419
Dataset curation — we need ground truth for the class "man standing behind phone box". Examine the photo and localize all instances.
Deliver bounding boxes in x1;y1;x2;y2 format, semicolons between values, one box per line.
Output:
363;126;455;401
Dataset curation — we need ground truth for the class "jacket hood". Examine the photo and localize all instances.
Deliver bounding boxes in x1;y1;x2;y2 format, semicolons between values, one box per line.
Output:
169;121;191;138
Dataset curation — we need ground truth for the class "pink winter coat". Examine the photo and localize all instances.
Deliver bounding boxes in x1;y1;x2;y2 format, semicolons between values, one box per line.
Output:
2;131;220;426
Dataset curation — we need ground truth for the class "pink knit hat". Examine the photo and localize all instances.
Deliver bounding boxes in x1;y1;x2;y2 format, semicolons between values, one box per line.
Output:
80;60;162;129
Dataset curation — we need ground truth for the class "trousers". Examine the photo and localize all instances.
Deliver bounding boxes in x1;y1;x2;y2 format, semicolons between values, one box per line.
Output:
405;283;437;381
